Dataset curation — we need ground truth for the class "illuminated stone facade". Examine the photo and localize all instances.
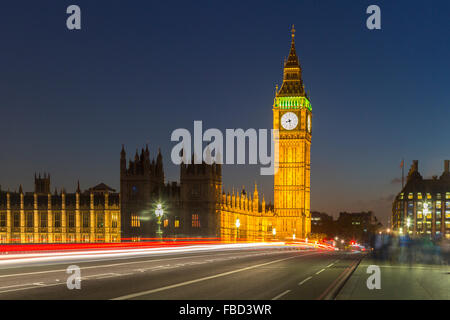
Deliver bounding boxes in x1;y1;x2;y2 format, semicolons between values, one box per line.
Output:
392;160;450;239
273;26;312;239
120;28;311;241
0;174;121;244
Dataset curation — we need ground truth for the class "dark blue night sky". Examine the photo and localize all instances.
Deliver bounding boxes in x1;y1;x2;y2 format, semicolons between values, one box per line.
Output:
1;0;449;223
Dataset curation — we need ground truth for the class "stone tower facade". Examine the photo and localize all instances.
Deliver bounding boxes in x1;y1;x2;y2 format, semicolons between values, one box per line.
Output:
273;25;312;239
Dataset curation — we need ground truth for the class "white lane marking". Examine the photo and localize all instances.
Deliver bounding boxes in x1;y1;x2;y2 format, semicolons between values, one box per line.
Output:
82;273;117;279
95;273;121;280
326;263;335;268
0;251;269;279
33;282;45;286
316;268;325;275
272;290;291;300
0;283;40;290
0;282;65;295
298;276;312;286
112;252;319;300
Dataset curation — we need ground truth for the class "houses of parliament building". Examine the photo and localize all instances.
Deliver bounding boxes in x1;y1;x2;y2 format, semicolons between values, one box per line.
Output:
0;27;312;243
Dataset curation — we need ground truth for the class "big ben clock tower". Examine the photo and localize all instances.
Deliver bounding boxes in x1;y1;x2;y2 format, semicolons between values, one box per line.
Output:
273;25;312;239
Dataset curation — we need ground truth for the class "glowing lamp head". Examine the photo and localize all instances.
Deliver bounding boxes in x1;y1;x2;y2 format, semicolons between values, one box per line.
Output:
272;228;276;235
155;203;164;217
235;218;240;228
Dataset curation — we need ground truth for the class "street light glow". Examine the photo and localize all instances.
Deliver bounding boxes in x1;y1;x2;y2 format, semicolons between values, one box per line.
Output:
235;218;240;229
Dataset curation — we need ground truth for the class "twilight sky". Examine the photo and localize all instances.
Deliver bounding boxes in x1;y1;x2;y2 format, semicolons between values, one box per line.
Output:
1;0;449;223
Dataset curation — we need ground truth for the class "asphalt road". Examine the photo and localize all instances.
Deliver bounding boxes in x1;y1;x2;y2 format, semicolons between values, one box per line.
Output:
0;247;362;300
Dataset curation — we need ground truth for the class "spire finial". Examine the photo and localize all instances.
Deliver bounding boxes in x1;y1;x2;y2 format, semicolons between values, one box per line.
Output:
291;24;295;40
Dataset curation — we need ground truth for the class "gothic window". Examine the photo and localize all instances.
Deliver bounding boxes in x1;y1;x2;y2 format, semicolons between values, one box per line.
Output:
174;217;180;228
192;214;200;228
163;219;168;228
82;212;89;228
13;213;20;228
40;213;48;228
131;214;140;227
111;213;118;228
54;213;61;228
26;212;33;228
97;213;104;228
0;213;5;227
68;213;75;228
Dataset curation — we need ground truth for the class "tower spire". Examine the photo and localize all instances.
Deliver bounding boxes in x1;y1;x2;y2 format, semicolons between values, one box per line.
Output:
291;24;295;42
277;25;305;97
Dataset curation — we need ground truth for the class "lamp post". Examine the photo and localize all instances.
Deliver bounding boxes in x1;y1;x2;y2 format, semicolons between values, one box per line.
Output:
155;203;164;240
272;227;276;241
235;218;240;242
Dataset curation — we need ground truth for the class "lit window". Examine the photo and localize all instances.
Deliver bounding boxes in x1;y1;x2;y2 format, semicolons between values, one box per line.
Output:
437;193;442;199
417;193;422;199
163;219;168;228
436;201;442;209
111;214;118;228
192;214;200;228
427;193;432;199
417;211;423;219
131;214;140;227
408;193;413;199
446;192;450;199
174;218;180;228
446;211;450;219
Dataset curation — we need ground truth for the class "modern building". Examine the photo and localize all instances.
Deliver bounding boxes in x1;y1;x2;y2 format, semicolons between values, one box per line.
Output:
311;211;334;235
0;174;121;244
392;160;450;239
336;211;381;242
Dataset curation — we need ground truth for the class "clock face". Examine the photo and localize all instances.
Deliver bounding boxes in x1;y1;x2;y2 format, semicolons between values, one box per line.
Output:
281;112;298;130
307;114;311;132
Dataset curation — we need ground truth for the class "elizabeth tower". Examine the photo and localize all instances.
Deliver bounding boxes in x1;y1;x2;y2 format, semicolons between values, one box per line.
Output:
273;26;312;239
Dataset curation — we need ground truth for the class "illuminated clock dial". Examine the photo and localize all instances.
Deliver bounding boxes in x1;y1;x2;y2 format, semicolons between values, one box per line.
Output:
281;112;298;130
307;114;311;133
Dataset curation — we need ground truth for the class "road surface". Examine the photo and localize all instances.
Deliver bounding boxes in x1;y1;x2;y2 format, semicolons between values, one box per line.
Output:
0;245;363;300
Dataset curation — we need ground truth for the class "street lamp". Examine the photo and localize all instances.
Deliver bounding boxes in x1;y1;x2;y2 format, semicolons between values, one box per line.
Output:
155;203;164;240
272;227;276;240
235;218;240;242
293;233;296;240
